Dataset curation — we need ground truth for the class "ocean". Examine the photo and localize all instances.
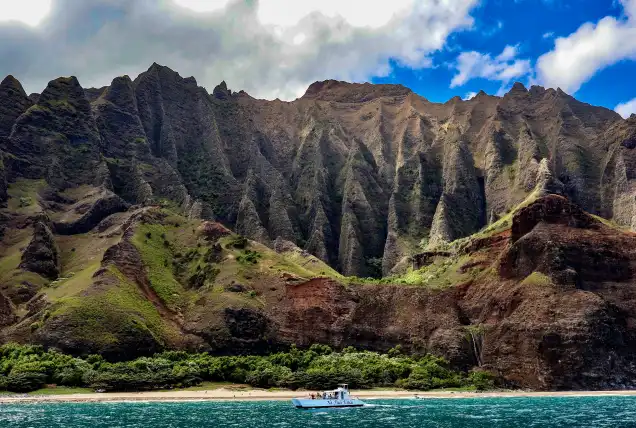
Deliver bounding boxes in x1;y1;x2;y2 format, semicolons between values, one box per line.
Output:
2;396;636;427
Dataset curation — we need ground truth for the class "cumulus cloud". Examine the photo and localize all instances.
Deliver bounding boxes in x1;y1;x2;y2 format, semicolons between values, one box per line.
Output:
463;91;477;100
616;98;636;118
0;0;52;26
536;0;636;93
450;44;531;88
0;0;478;100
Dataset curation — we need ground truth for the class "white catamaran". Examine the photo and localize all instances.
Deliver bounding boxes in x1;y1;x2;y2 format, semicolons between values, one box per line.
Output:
292;384;365;409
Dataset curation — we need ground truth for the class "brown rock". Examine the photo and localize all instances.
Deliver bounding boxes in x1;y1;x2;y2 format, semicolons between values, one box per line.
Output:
0;291;16;327
19;221;60;279
197;221;231;242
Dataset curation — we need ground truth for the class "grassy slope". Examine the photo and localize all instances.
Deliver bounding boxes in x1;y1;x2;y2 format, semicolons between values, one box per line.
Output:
0;177;554;349
49;265;174;347
0;180;52;300
345;189;544;289
35;205;348;346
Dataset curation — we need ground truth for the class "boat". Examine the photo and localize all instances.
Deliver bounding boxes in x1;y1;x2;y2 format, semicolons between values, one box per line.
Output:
291;384;365;409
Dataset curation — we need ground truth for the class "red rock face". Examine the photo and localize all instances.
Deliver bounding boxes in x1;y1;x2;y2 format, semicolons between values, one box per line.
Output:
267;196;636;390
197;221;231;242
510;194;600;243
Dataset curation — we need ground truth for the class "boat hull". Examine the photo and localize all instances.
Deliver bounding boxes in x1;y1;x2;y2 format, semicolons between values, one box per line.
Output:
291;398;365;409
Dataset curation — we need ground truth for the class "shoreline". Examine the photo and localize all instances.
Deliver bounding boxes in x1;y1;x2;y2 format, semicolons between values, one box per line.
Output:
2;389;636;404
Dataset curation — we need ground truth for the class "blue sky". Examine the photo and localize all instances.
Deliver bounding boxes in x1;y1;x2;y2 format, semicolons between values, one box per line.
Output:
0;0;635;117
374;0;636;113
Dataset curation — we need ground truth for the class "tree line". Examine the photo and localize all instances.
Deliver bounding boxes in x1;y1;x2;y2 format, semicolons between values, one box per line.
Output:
0;343;495;393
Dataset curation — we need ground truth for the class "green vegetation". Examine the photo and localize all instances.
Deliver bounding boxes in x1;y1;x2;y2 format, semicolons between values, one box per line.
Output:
237;249;262;265
590;214;630;232
0;343;495;393
345;254;481;288
6;178;46;214
49;266;173;347
132;223;187;311
521;271;553;287
28;386;94;395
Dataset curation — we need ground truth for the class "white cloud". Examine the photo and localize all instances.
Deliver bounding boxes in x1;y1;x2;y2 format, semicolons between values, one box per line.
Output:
536;0;636;93
463;91;477;100
450;45;531;88
616;97;636;118
255;0;416;29
542;31;554;39
173;0;232;13
0;0;51;26
496;45;518;61
0;0;478;100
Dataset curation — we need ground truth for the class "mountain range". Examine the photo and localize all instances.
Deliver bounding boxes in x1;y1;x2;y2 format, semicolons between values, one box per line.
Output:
2;64;636;390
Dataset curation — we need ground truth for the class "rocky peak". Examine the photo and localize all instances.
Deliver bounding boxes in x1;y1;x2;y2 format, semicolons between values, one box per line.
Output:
144;62;186;84
529;85;546;96
0;75;32;137
19;220;60;280
0;75;26;95
102;75;137;109
508;82;528;95
213;80;231;100
302;79;411;102
510;194;600;243
84;87;107;103
38;76;92;114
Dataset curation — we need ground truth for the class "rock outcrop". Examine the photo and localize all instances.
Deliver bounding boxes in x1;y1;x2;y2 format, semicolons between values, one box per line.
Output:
0;291;16;327
0;75;32;138
54;189;129;235
5;76;105;189
19;221;60;279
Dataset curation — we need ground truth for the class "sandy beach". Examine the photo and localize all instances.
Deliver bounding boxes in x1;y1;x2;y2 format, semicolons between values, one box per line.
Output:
2;388;636;404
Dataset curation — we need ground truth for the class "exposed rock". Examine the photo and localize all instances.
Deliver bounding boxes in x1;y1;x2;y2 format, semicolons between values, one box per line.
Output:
26;293;49;318
429;140;485;247
274;236;303;254
1;280;40;305
224;307;271;341
500;196;623;287
0;150;7;206
19;221;60;279
510;194;599;243
212;81;231;100
197;221;231;241
0;75;32;137
5;76;103;188
225;283;247;293
54;190;129;235
0;291;16;327
2;67;633;275
412;251;453;269
302;80;412;102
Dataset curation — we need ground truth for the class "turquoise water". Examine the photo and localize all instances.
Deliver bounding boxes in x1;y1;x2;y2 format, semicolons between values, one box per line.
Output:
2;397;636;427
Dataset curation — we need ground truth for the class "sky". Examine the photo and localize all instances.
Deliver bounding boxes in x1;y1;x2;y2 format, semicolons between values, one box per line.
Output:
0;0;635;118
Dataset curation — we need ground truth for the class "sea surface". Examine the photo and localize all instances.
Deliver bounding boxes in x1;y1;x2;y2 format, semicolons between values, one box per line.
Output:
2;396;636;427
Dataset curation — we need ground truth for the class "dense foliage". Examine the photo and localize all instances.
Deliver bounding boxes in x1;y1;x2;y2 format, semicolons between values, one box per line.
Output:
0;343;494;393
